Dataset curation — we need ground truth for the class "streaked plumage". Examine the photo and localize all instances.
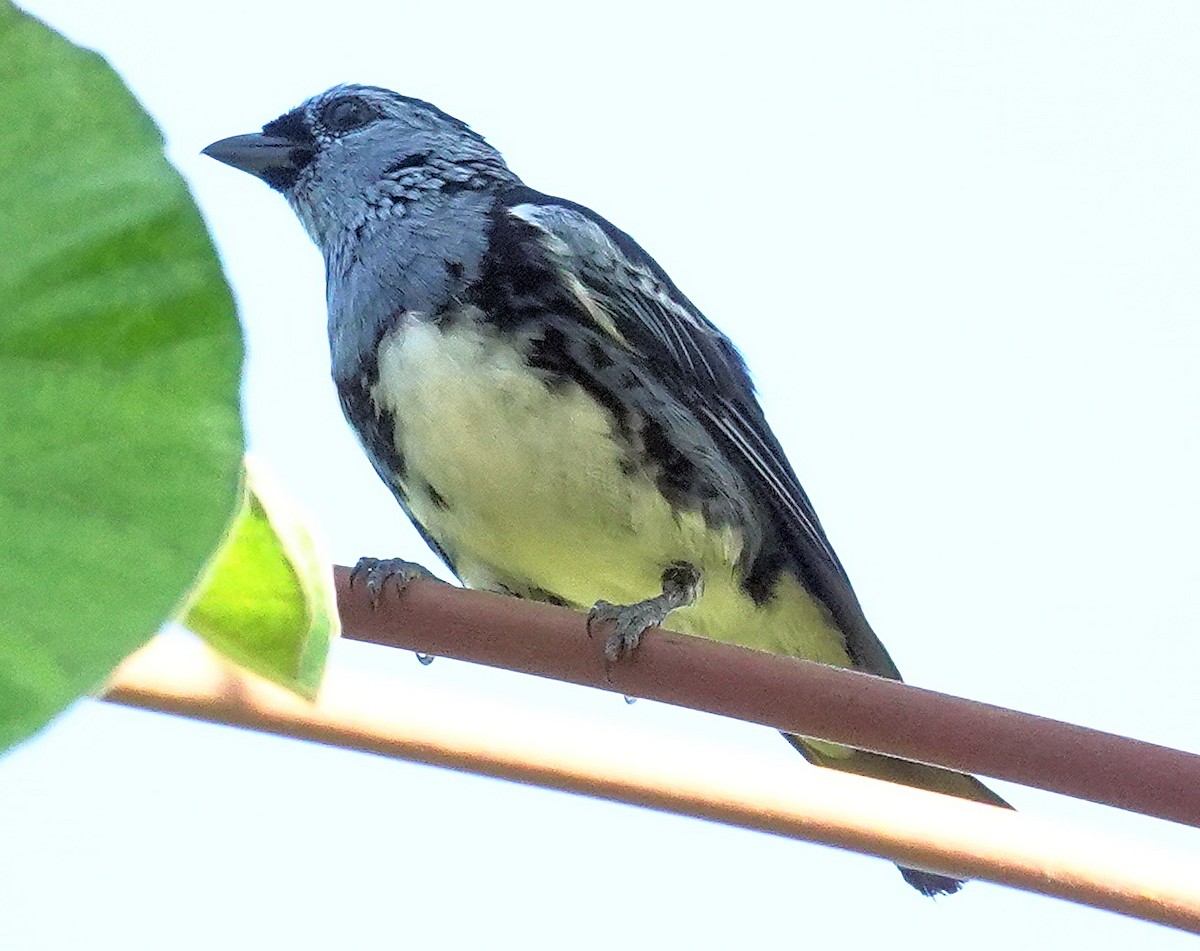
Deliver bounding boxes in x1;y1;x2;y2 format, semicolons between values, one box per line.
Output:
204;84;1010;895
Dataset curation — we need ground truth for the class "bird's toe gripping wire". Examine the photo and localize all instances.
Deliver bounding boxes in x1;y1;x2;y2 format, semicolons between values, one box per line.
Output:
587;562;702;662
349;556;439;609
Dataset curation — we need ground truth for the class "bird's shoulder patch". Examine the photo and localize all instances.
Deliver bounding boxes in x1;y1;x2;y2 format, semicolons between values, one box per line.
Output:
494;190;759;401
466;199;625;349
505;203;632;347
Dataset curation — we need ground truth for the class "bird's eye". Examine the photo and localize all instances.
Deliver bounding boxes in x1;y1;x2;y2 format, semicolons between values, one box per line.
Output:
321;97;377;133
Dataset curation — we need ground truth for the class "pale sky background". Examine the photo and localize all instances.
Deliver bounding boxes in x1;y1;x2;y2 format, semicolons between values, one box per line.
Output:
4;1;1200;948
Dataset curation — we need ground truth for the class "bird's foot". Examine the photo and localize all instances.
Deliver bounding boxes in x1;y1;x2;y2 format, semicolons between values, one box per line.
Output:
587;562;701;662
349;556;438;608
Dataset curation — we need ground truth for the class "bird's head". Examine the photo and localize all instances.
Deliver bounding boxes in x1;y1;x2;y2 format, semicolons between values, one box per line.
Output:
203;84;515;248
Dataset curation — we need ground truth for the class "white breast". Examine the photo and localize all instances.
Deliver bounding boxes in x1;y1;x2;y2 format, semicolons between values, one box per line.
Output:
369;311;850;668
370;311;734;602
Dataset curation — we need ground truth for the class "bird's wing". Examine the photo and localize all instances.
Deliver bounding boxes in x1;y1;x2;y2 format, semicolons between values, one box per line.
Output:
498;187;902;680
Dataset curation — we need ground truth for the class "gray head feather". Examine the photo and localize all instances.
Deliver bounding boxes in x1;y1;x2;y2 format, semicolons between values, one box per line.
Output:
250;85;521;384
267;84;516;249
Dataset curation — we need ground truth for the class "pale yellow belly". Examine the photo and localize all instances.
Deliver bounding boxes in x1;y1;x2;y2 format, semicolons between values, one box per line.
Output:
371;315;852;668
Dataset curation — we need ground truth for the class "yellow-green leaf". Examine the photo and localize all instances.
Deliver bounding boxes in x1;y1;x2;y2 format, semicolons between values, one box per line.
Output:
183;460;337;699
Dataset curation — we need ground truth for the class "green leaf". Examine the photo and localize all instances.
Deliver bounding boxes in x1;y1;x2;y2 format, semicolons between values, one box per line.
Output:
183;460;337;700
0;5;244;750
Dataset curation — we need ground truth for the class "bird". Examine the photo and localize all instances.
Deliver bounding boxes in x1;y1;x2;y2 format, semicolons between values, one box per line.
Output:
204;84;1011;895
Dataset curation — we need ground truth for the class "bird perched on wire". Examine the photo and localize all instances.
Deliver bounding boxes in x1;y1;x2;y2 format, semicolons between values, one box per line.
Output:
204;84;1010;895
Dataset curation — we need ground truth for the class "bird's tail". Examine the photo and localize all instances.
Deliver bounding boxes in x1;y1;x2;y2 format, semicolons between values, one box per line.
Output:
783;734;1012;896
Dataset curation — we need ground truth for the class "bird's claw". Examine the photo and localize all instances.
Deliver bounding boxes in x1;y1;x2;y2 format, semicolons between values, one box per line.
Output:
587;599;669;662
349;556;437;608
586;562;703;663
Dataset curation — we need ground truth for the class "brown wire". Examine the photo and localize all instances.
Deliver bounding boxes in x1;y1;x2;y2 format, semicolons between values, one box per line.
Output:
332;567;1200;828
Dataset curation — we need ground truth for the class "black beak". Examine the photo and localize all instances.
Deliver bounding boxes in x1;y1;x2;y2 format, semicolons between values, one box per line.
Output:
202;133;314;189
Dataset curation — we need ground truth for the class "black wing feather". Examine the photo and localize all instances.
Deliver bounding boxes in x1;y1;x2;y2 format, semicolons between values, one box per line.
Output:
498;186;902;680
